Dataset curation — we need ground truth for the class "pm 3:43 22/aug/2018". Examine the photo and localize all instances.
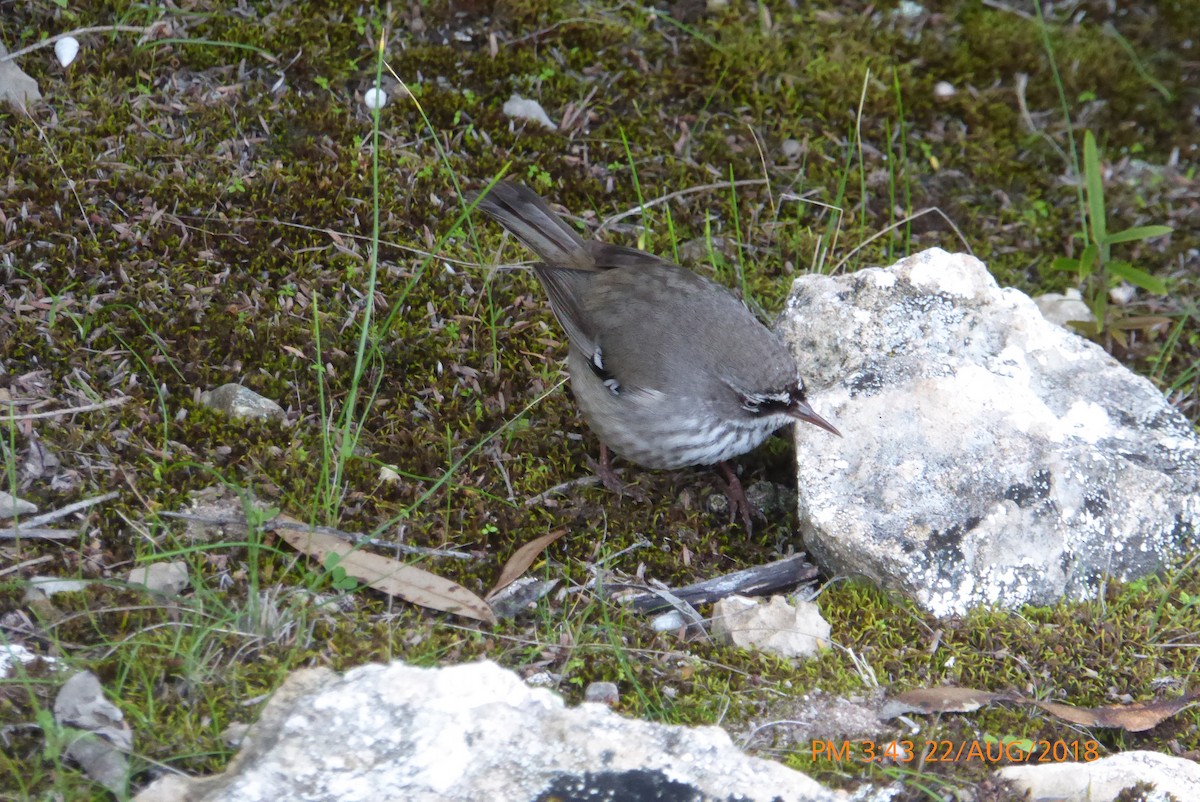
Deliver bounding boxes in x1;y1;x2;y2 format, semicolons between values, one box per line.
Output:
810;738;1101;765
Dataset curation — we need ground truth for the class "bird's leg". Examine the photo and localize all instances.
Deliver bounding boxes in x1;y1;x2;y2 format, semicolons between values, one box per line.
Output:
718;461;754;532
587;444;647;500
596;443;624;493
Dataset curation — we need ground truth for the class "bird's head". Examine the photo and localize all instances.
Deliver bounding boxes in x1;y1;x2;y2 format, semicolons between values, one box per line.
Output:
737;381;841;436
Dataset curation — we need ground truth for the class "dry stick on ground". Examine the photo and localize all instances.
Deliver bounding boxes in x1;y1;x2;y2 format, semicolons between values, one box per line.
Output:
0;25;163;62
524;475;602;506
0;527;79;541
0;554;56;576
16;492;120;528
616;553;820;613
0;396;129;423
1;492;121;539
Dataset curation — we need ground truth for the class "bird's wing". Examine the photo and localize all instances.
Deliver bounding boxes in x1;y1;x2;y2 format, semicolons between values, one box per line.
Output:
534;265;602;360
586;243;677;272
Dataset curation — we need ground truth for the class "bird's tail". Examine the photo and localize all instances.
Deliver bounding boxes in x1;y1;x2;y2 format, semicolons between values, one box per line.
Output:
467;182;594;270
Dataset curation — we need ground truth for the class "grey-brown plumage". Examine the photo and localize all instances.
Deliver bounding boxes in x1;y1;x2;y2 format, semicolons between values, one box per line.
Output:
470;181;839;527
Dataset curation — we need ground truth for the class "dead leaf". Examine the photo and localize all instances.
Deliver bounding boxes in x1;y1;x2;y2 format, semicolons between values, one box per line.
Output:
1032;692;1200;733
889;687;1014;715
885;685;1200;733
487;528;566;599
273;518;496;625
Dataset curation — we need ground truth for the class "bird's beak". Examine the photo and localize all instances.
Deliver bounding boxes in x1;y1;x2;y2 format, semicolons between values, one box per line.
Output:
789;400;842;437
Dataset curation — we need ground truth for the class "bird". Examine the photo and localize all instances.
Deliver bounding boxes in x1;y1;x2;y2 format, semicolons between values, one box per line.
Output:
469;181;840;529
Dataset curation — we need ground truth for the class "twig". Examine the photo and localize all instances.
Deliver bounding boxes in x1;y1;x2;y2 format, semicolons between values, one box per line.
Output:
0;26;158;63
615;553;819;613
524;475;602;506
596;179;769;235
0;555;56;575
16;491;119;528
0;396;129;423
0;527;78;541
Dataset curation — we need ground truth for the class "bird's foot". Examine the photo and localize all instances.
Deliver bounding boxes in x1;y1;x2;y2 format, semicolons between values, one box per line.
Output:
587;444;648;501
718;461;754;533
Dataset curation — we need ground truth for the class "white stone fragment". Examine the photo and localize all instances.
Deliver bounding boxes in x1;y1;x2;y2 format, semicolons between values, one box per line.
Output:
55;36;80;68
363;86;387;110
503;93;556;130
933;81;956;99
1034;288;1095;328
127;561;190;595
29;576;89;596
0;490;37;518
199;383;286;421
712;595;831;659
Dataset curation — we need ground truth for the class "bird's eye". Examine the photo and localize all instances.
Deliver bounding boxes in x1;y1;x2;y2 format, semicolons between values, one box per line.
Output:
740;391;793;415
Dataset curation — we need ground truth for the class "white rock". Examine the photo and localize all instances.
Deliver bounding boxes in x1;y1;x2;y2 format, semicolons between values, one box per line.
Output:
1033;288;1095;327
363;86;387;110
0;43;41;110
996;750;1200;801
29;576;89;596
54;671;133;793
0;490;37;518
583;681;619;705
127;561;190;595
199;383;285;421
779;248;1200;617
1;643;54;677
55;36;80;68
933;81;956;99
711;595;831;659
650;609;689;632
503;93;556;130
133;660;847;802
1109;282;1136;306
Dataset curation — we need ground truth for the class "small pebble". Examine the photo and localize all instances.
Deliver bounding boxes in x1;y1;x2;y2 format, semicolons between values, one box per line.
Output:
363;86;387;110
651;610;688;632
54;36;79;68
584;681;619;706
1109;283;1136;306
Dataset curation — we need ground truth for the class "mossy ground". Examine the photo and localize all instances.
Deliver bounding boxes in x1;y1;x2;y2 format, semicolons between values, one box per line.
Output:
1;1;1197;799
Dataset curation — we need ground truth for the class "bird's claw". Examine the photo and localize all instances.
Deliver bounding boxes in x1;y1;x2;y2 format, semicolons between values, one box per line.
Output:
718;462;755;533
588;445;648;502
